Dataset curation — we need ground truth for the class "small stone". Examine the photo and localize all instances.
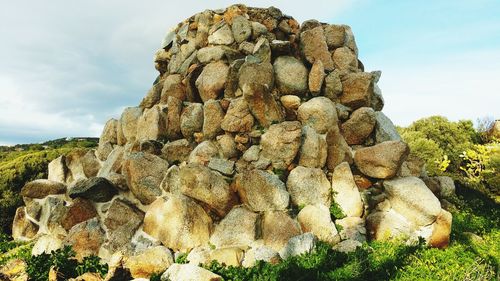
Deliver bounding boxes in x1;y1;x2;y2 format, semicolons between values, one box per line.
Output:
196;46;226;64
161;139;195;164
280;95;301;111
140;82;162;108
323;70;343;101
354;141;409;179
235;170;289;212
12;207;38;240
429;209;452;248
333;239;362;253
300;26;334;70
216;134;239;159
68;177;117;202
48;156;67;183
161;264;222;281
341;107;376;145
188;140;220;165
287;166;331;207
324;24;345;49
32;235;63;256
297;97;338;134
273;56;308;96
242;246;281;268
366;209;412;241
335;217;366;242
196;61;229;102
333;46;358;72
125;246;174;279
340;72;374;109
308;60;325;95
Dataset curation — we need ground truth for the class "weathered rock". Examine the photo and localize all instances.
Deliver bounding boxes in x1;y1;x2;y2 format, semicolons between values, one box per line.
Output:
97;146;124;179
64;218;105;261
221;98;255;133
280;95;301;111
196;61;229;102
333;239;362;253
260;121;302;169
119;107;143;143
161;74;187;102
140;81;163;108
235;170;289;212
224;59;245;98
208;23;234;45
297;204;340;245
178;163;237;216
125;246;173;279
43;197;67;236
165;96;183;140
209;247;245;267
65;149;93;183
300;26;334;70
242;246;281;268
298;126;327;168
429;209;452;248
262;211;302;251
96;141;114;162
180;103;204;139
384;177;441;226
335;217;366;242
287;166;331;207
103;199;144;252
308;59;325;95
243;83;284;127
136;105;168;142
197;46;226;64
208;158;235;176
374;111;401;143
354;141;409;179
161;264;222;281
273;56;308;96
188;140;220;165
238;60;274;91
32;234;63;256
366;209;412;241
324;24;345;49
68;177;117;203
122;152;169;205
323;70;343;101
25;199;41;221
143;194;212;251
341;107;376;145
279;233;316;260
434;176;456;198
21;179;66;199
333;46;358;72
231;16;252;43
209;206;258;249
100;119;118;145
12;207;38;240
48;156;67;183
297;97;338;134
202;99;225;140
326;125;353;170
331;162;363;217
0;259;28;281
340;72;374;109
216;134;239;159
253;37;272;64
61;198;97;231
161;139;194;164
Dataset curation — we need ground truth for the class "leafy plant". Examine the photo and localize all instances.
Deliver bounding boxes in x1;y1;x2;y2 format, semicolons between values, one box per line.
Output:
175;252;189;264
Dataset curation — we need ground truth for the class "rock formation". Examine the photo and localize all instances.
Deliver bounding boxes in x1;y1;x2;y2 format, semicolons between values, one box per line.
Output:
12;5;455;279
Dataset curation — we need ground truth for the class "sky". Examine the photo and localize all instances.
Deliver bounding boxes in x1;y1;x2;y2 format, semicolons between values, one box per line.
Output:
0;0;499;145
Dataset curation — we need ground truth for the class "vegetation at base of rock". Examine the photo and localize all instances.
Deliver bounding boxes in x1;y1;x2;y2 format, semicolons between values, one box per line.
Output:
0;138;97;234
24;246;107;281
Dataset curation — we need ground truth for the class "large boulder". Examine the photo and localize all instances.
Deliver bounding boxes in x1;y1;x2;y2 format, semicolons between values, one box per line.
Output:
143;194;212;252
136;105;168;142
384;177;441;226
61;198;97;231
287;166;331;207
341;107;376;145
234;170;289;212
374;111;401;143
202;99;225;140
297;97;338;134
331;162;363;217
180;103;204;139
209;206;258;249
48;156;67;183
326;125;353;170
260;121;302;169
297;204;340;245
429;209;452;248
300;26;334;70
161;139;194;164
178;163;237;216
125;246;174;279
21;179;66;199
354;141;409;179
298;125;327;168
68;177;117;202
340;72;374;109
118;107;143;144
122;152;169;205
242;83;284;127
103;199;144;252
12;207;38;240
366;210;412;241
221;97;255;133
196;61;229;102
279;233;316;260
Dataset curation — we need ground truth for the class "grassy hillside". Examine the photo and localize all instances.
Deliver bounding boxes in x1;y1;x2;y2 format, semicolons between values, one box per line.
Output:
0;138;98;234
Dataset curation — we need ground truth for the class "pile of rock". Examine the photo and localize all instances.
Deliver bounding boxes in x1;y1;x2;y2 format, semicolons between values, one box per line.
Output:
11;5;455;280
